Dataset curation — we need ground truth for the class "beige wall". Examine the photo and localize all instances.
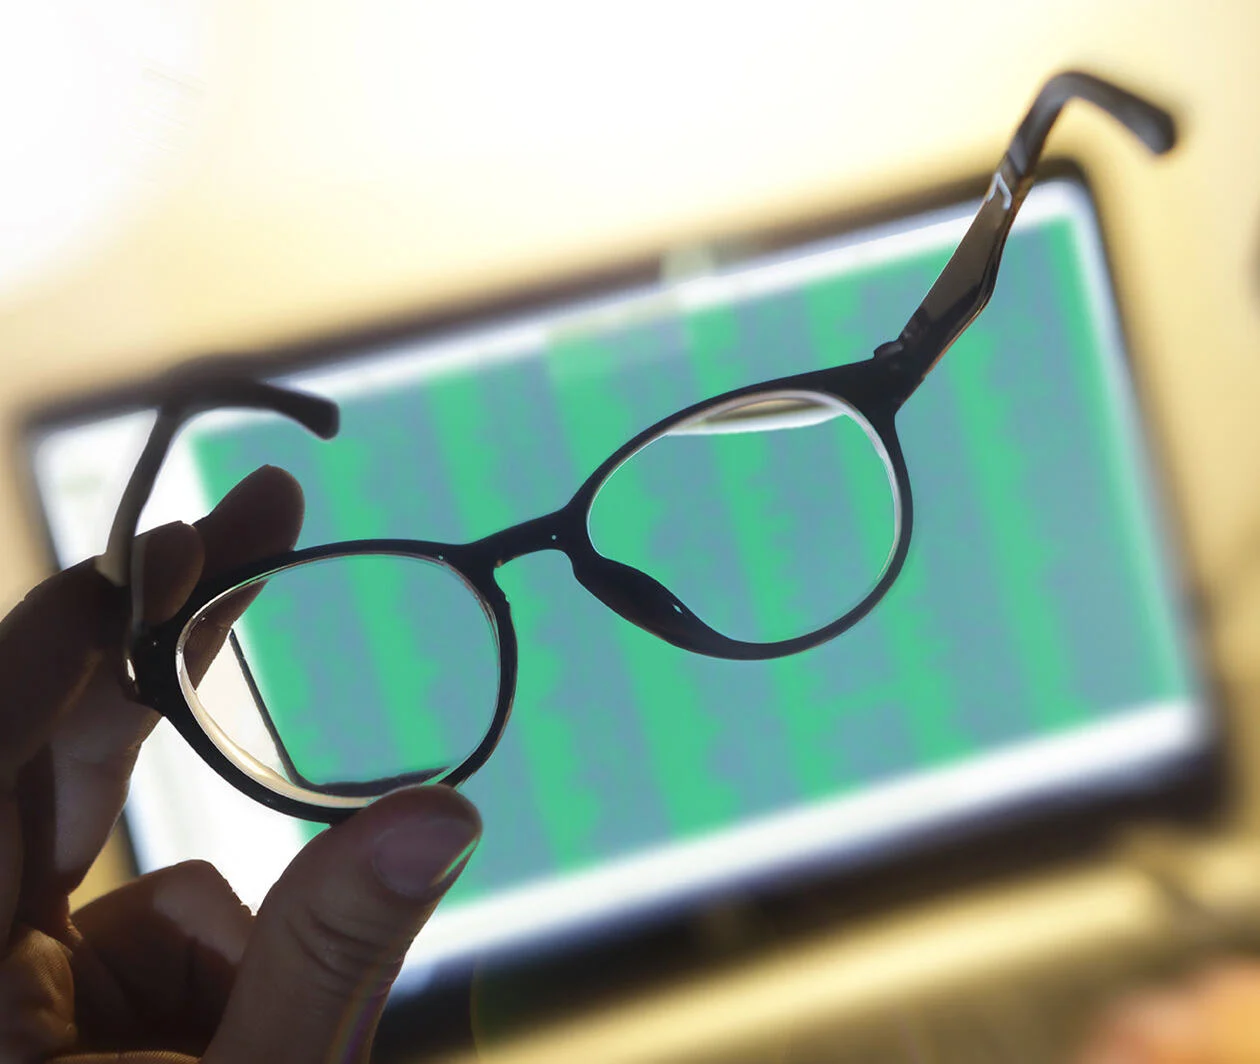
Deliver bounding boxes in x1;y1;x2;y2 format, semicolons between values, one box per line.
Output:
2;1;1259;899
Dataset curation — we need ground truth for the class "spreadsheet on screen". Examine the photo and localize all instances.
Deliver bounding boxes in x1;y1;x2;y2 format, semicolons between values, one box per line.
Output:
31;178;1208;972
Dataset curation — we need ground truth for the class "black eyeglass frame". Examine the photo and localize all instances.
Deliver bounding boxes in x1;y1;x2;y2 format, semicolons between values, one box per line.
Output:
97;71;1177;822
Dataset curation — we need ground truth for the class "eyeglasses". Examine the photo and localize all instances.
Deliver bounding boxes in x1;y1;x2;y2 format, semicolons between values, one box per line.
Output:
99;71;1175;822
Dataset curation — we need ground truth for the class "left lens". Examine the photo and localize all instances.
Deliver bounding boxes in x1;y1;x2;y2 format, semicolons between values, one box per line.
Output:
177;553;500;807
587;391;900;645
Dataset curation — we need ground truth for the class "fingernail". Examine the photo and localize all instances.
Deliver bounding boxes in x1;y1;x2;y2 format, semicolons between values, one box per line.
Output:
372;805;480;900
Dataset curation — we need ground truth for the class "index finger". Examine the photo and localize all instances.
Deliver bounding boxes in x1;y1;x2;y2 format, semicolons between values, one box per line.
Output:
183;465;310;684
17;467;305;926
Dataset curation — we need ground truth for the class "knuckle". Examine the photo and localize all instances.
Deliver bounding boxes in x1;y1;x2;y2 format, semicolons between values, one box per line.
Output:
0;927;77;1058
280;898;406;1000
171;858;232;892
156;858;242;909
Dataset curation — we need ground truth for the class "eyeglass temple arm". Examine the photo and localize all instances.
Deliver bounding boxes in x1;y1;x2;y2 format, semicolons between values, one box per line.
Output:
881;71;1176;391
96;366;338;637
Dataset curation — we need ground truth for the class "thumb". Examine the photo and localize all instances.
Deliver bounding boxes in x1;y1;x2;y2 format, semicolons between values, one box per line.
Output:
203;786;480;1064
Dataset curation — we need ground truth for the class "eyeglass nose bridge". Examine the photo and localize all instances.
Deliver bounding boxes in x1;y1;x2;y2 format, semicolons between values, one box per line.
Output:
466;507;576;571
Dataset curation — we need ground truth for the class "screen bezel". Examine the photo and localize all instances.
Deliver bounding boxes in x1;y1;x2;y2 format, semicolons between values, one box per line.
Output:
18;161;1228;1055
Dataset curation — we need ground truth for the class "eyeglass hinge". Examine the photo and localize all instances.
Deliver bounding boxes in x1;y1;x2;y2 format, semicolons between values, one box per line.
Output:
873;338;915;376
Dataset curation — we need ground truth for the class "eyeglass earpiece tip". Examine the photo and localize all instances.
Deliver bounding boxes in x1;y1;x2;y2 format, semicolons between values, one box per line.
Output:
313;401;340;440
287;391;340;440
1146;109;1177;155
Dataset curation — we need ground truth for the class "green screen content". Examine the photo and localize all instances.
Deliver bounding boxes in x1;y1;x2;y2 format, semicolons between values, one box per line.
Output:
184;186;1196;909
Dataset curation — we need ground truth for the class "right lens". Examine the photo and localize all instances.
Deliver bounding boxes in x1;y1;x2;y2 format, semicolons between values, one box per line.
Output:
177;553;500;806
587;391;900;645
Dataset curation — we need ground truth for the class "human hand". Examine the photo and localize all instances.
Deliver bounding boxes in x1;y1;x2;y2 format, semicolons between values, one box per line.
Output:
1077;960;1260;1063
0;466;481;1062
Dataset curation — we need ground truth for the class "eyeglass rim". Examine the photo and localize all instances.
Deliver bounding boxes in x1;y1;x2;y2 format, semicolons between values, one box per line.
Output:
562;361;916;660
178;549;509;808
577;385;908;644
136;542;520;819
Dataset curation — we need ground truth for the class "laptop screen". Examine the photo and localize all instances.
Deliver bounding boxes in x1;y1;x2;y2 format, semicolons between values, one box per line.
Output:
28;178;1210;984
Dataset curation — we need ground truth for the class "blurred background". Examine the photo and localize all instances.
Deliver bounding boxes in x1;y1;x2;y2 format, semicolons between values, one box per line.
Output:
4;2;1260;1061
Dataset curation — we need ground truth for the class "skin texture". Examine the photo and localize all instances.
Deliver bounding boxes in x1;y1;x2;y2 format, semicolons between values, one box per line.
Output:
0;466;481;1063
1077;961;1260;1064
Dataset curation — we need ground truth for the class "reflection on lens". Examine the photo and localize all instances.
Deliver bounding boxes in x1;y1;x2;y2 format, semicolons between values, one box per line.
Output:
588;391;899;644
178;553;499;806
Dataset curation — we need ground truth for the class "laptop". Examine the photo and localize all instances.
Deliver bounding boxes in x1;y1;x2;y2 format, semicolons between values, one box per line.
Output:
24;171;1222;1061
